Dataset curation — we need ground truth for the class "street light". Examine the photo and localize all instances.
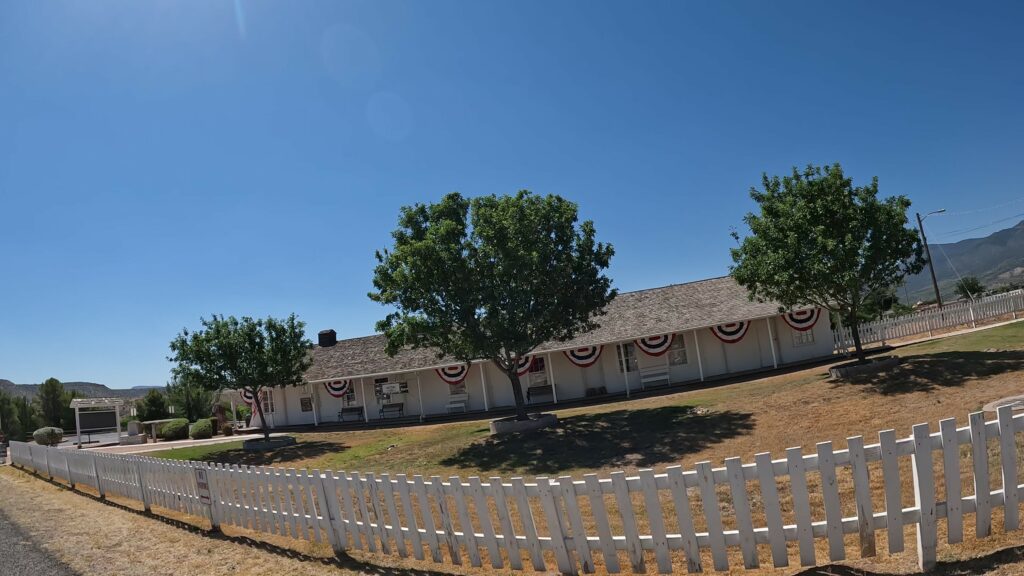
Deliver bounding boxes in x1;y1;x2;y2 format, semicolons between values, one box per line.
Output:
916;209;946;309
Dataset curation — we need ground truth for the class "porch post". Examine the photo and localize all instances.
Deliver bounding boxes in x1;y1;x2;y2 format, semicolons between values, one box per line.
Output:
360;378;369;423
618;343;631;398
692;330;705;382
75;406;82;450
479;362;490;411
114;404;121;442
309;382;320;427
765;318;778;369
545;353;558;403
416;374;425;422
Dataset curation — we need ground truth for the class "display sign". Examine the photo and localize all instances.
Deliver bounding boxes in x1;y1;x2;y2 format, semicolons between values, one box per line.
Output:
194;468;212;505
300;397;313;412
381;383;402;394
78;410;118;433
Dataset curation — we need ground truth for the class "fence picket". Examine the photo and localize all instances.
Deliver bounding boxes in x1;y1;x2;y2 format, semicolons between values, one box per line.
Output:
584;473;621;573
817;442;845;562
449;476;481;567
786;447;815;566
381;473;406;556
911;423;937;571
754;453;787;568
413;475;441;562
997;405;1020;531
970;412;992;537
879;429;904;552
431;476;461;564
696;461;728;571
468;476;501;568
611;471;645;573
366;473;390;554
847;436;876;557
337;472;362;551
939;419;963;543
638;469;670;573
396;474;423;560
489;477;522;570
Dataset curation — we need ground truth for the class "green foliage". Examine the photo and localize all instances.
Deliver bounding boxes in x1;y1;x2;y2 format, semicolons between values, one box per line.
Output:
0;390;22;443
36;377;65;428
954;276;985;300
370;191;616;419
189;418;213;440
730;164;925;360
168;314;312;439
160;418;189;441
13;397;38;441
221;423;235;436
165;372;214;423
60;390;79;432
136;389;169;422
33;427;63;446
236;405;251;424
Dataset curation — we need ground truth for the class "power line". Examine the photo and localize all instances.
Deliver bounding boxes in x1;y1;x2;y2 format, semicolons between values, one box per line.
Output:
937;196;1024;217
932;211;1024;240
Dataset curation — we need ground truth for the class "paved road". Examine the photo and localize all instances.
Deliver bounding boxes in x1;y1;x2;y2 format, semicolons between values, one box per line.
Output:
0;508;77;576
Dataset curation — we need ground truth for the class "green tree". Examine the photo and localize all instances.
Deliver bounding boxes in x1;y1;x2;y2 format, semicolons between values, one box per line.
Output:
730;164;925;361
60;390;79;431
370;191;616;421
136;388;170;422
168;314;312;439
166;372;214;422
13;396;38;441
954;276;985;301
0;390;22;443
36;377;65;427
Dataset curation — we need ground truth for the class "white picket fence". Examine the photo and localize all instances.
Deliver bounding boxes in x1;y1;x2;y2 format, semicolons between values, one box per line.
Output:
10;407;1024;574
834;289;1024;351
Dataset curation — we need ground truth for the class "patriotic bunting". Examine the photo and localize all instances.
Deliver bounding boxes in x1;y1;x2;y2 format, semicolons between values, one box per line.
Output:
782;308;820;331
239;389;255;405
515;355;533;376
635;334;674;356
564;345;603;367
323;379;353;398
710;321;749;343
435;364;470;385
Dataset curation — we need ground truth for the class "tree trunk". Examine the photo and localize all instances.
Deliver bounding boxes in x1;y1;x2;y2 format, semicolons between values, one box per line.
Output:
849;318;867;363
505;370;530;421
251;388;271;440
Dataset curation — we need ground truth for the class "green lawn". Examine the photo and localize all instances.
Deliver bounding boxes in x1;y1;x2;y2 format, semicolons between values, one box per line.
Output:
147;320;1024;479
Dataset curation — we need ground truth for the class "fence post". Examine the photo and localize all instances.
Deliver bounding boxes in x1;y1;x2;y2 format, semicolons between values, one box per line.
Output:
43;447;52;479
969;304;977;329
91;453;105;499
134;458;151;512
202;463;222;532
912;423;937;571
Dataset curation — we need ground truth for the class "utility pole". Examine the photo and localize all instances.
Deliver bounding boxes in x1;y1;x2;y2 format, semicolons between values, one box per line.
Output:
916;211;944;309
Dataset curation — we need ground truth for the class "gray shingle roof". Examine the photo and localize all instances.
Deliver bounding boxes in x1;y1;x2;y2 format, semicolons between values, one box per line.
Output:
305;275;786;382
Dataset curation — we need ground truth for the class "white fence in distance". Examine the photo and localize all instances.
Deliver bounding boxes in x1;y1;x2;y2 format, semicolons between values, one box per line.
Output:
10;408;1024;574
834;289;1024;352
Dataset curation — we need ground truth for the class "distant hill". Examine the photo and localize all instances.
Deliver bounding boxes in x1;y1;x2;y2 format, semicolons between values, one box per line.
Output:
903;220;1024;302
0;379;158;400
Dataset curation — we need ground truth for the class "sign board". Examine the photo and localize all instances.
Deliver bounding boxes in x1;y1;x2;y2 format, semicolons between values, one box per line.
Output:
381;383;402;394
78;410;118;433
300;397;313;412
194;468;212;505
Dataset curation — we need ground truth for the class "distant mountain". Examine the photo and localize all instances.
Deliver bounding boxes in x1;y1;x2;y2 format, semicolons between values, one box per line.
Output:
903;220;1024;302
0;379;156;400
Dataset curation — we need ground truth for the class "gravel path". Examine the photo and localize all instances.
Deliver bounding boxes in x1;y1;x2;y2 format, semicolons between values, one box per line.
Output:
0;507;77;576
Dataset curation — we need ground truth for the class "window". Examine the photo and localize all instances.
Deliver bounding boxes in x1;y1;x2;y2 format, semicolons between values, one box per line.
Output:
259;389;275;414
617;343;637;372
792;329;815;347
528;357;546;373
374;377;409;400
300;397;313;412
342;387;357;407
528;357;548;386
668;335;688;365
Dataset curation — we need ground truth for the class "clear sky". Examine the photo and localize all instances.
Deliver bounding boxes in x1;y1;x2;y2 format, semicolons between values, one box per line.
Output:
2;1;1023;388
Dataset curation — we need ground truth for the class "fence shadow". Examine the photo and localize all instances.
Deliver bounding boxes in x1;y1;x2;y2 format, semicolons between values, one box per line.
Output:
799;541;1024;575
836;350;1024;395
440;405;754;474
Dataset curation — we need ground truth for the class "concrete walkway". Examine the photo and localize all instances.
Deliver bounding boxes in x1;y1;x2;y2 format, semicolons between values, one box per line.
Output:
89;432;285;455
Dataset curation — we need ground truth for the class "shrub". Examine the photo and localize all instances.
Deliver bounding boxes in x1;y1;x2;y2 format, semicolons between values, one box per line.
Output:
189;419;213;440
209;417;219;435
160;418;189;441
220;423;234;436
33;427;63;446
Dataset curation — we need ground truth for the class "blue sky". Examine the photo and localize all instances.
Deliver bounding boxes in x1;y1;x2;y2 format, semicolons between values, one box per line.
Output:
2;1;1023;388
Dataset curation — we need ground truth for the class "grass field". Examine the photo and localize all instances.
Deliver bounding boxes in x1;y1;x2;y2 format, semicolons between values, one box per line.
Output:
148;321;1024;481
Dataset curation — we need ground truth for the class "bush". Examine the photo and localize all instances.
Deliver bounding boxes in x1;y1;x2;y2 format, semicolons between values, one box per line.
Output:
209;417;219;435
189;419;213;440
220;423;234;436
160;418;189;441
33;427;63;446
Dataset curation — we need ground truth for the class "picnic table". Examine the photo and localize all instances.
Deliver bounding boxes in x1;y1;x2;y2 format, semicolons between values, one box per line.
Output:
141;419;177;441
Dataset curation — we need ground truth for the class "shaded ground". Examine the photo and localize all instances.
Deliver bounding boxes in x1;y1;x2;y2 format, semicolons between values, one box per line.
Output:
841;350;1024;394
440;406;754;474
0;506;78;576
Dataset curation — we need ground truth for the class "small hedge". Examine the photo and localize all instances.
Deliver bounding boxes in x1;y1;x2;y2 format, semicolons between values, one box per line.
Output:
220;423;234;436
33;427;63;446
189;419;213;440
160;418;189;441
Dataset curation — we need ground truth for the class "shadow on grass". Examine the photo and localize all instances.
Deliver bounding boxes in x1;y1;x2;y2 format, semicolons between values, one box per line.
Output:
837;350;1024;395
440;405;754;475
189;440;343;467
801;541;1024;574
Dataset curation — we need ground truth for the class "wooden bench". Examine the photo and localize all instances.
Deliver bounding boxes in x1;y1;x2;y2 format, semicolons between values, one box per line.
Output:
446;393;469;413
338;406;364;422
585;386;607;397
640;366;670;388
379;403;405;419
527;385;554;402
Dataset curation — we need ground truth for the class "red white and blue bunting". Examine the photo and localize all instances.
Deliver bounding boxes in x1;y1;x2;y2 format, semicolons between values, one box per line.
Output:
435;364;470;385
782;308;820;332
563;345;603;367
710;321;749;344
515;355;534;376
635;334;674;356
323;379;353;398
239;389;255;405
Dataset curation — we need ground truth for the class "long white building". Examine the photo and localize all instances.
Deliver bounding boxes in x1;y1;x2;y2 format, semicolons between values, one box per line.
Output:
250;276;835;429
